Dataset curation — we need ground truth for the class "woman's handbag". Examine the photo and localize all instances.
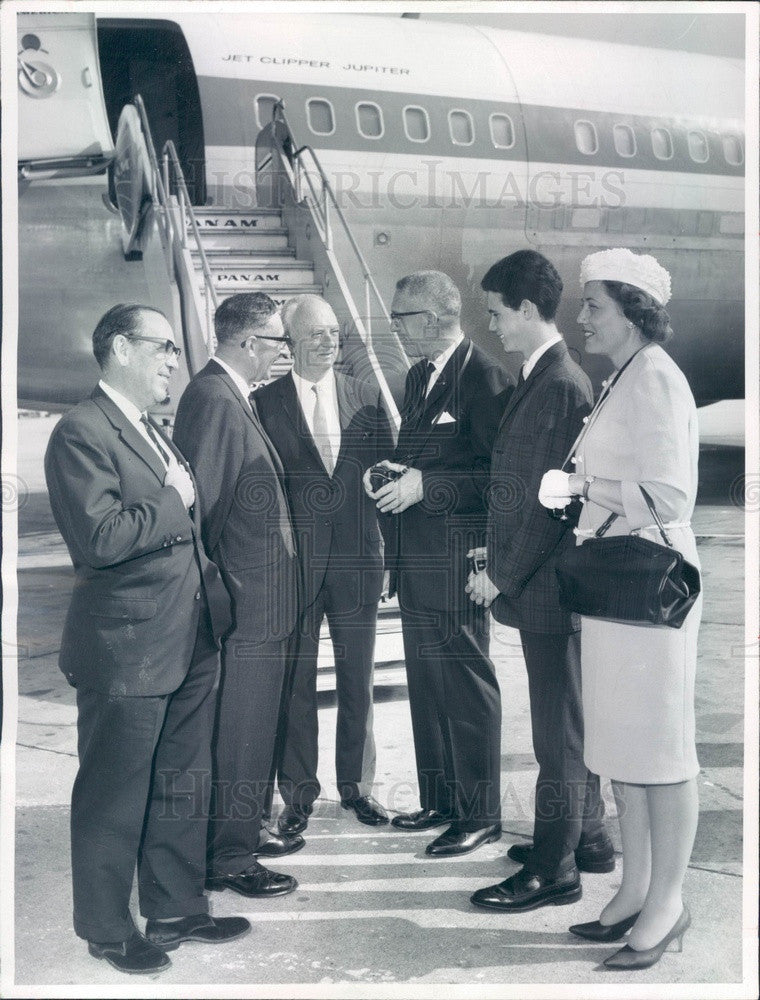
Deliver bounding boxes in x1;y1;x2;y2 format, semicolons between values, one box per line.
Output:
555;485;701;628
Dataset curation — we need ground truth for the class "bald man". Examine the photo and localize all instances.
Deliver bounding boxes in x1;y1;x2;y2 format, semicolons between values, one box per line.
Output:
255;296;393;833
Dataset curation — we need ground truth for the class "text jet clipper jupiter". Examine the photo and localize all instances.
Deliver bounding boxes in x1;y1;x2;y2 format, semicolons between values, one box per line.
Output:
17;11;745;442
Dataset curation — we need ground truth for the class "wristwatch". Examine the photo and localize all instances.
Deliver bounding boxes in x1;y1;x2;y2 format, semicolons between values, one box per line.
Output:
581;475;596;501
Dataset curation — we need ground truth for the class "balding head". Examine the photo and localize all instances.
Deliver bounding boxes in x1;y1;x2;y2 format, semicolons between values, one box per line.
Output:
289;296;340;381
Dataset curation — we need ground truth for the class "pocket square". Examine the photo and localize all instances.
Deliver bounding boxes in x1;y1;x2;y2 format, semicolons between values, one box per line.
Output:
436;411;457;425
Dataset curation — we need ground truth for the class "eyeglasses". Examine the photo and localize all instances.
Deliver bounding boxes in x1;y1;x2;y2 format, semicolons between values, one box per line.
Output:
390;310;437;323
125;335;182;358
240;334;291;347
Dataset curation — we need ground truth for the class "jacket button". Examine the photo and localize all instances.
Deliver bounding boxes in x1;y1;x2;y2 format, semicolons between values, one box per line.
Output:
571;457;577;465
194;591;201;601
582;416;589;424
175;535;182;542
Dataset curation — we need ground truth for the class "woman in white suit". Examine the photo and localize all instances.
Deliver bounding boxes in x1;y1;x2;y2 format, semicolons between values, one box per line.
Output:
539;249;702;970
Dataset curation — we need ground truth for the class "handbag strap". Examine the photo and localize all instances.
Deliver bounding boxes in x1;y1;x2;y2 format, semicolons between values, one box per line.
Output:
560;346;648;473
593;486;674;545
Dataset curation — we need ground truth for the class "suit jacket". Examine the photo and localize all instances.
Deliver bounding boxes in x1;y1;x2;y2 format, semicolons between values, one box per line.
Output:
44;386;231;696
254;371;394;610
173;360;298;641
488;339;593;634
388;339;513;612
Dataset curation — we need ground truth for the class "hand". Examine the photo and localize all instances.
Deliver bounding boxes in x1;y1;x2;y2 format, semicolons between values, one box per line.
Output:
538;469;573;510
374;465;423;514
363;460;394;499
465;568;499;608
381;569;391;602
165;457;195;510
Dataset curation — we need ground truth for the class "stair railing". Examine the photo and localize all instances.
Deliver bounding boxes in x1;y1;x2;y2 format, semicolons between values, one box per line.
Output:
133;94;218;351
258;102;406;429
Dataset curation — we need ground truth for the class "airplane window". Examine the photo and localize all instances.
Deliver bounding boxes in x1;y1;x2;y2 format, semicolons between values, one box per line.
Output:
613;124;636;157
489;113;515;149
404;106;430;143
307;98;335;136
687;131;709;163
255;94;280;130
651;128;673;160
449;110;474;146
574;120;598;155
722;135;743;166
356;102;384;139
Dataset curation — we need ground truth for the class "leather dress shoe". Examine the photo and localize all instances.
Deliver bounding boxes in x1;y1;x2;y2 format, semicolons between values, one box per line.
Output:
569;911;641;942
206;861;297;897
425;822;502;857
278;804;312;836
471;866;582;912
391;809;454;831
87;931;171;974
340;795;389;826
256;829;306;857
145;913;251;950
603;907;691;969
508;833;615;874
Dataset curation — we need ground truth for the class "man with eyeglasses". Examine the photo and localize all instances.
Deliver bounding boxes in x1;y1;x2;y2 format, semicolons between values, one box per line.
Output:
254;295;393;834
44;304;244;974
173;292;302;899
363;270;513;857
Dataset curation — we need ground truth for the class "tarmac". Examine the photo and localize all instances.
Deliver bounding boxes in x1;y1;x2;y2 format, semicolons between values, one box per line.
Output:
2;413;756;996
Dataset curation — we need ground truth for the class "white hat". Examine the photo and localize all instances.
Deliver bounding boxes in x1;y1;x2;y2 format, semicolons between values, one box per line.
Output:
579;248;671;306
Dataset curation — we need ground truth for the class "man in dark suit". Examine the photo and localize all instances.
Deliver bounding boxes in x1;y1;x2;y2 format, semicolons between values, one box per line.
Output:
467;250;613;913
364;271;513;856
255;295;393;833
44;304;247;974
173;293;301;898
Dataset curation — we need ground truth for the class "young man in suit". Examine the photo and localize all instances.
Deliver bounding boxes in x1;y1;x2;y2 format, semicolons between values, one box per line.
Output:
45;304;246;974
173;293;301;898
467;250;614;913
364;271;513;856
255;295;393;832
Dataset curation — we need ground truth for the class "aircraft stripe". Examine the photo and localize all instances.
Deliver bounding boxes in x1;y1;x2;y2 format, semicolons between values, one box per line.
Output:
197;75;744;178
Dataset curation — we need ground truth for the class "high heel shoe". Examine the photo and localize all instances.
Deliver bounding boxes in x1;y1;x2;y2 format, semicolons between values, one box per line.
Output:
569;911;641;942
603;906;691;970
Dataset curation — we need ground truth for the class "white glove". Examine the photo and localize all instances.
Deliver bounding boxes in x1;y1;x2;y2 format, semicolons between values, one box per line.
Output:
538;469;573;509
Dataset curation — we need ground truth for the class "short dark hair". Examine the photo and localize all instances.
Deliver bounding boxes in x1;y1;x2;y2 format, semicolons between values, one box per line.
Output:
92;304;167;369
214;292;277;345
601;281;673;343
481;250;563;321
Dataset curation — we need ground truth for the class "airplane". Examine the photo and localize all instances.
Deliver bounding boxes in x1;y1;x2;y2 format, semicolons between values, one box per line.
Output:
16;11;745;443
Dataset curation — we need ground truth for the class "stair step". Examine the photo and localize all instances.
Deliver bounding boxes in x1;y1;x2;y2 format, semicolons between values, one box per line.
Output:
194;239;293;258
199;262;315;289
204;284;324;308
192;211;284;232
196;230;293;250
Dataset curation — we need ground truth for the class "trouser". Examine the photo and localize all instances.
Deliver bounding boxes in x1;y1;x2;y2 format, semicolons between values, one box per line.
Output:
277;568;378;807
520;629;605;879
206;630;292;876
400;600;502;829
71;608;218;942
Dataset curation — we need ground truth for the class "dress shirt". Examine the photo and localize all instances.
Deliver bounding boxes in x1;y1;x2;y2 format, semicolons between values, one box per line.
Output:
292;369;342;466
99;380;169;467
521;334;563;381
426;333;464;396
212;356;252;406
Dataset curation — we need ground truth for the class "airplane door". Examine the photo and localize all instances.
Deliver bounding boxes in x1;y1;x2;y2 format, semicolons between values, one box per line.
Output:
18;12;114;174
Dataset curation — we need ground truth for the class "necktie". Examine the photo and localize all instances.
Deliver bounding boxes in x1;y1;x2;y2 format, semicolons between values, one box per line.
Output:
140;414;172;467
423;360;436;396
516;367;526;388
311;384;335;475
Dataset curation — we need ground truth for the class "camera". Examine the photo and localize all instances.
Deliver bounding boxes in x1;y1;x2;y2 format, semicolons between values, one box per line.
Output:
369;464;403;493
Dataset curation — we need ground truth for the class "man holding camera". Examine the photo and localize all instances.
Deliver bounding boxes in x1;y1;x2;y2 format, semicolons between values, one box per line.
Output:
364;271;512;856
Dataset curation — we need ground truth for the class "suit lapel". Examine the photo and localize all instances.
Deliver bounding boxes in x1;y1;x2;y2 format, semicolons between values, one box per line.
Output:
497;340;568;432
275;372;327;473
206;360;287;477
92;387;167;485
